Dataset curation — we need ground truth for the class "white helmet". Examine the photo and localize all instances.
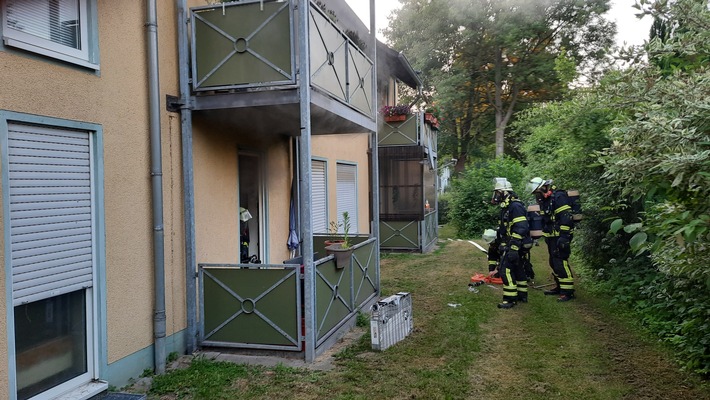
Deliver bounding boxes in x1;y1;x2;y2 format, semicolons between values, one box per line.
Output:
493;177;513;191
527;177;544;194
527;177;552;194
482;229;497;244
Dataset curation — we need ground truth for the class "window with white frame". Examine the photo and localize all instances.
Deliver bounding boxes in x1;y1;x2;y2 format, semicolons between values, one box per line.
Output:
336;162;358;234
311;159;328;233
2;0;97;68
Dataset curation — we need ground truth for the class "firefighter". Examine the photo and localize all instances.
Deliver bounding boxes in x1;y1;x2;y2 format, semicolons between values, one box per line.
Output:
527;177;575;302
491;178;530;308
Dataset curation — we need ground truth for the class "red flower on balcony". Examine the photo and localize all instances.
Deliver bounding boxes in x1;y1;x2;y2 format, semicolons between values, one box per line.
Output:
380;104;411;123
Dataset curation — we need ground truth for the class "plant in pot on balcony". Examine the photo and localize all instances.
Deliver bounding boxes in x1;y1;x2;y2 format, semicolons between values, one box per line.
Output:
325;211;353;268
424;105;441;129
380;104;411;123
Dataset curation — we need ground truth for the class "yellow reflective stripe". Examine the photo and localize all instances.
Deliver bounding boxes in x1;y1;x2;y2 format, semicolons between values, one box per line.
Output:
560;225;571;231
511;233;523;239
555;205;571;214
560;283;574;290
517;287;528;293
563;261;573;278
512;216;527;224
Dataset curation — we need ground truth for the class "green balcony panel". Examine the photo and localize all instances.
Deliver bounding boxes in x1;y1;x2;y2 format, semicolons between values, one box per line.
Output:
379;115;418;146
316;258;353;341
193;2;293;90
310;8;347;102
352;240;377;306
349;47;374;115
202;267;299;347
380;220;420;250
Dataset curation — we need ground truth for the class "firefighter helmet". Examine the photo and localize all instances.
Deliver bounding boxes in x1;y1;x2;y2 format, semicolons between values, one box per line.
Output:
527;177;545;194
482;229;497;244
493;177;513;192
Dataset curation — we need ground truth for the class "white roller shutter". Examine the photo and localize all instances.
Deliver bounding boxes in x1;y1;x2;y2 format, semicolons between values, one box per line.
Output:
312;160;327;233
8;123;94;306
336;163;357;233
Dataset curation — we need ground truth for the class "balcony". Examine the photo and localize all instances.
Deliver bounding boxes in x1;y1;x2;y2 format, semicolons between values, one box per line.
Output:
190;0;375;135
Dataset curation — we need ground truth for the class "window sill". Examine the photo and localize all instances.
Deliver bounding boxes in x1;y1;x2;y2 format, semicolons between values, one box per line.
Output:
55;380;108;400
4;38;100;71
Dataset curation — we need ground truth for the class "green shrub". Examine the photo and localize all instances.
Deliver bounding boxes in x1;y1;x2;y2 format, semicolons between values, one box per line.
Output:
447;157;525;239
437;192;451;225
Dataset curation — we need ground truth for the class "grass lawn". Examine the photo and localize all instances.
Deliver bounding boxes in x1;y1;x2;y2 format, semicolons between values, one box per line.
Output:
131;236;710;399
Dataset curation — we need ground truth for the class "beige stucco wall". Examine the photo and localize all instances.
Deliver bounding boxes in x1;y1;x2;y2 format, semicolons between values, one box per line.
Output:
312;133;372;235
191;129;372;267
192;117;293;266
0;0;186;384
192;121;239;263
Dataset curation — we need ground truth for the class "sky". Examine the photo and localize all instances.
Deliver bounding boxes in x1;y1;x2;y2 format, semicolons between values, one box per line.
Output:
344;0;654;47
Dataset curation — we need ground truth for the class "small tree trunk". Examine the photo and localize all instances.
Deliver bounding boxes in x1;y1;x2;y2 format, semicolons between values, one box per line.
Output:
493;47;519;157
494;47;505;157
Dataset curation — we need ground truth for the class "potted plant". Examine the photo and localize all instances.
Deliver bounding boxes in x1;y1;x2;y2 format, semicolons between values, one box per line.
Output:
324;219;344;248
325;211;353;268
380;104;411;123
424;105;441;129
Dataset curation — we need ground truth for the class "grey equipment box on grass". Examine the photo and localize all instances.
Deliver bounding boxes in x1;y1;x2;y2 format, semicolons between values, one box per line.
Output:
370;292;413;351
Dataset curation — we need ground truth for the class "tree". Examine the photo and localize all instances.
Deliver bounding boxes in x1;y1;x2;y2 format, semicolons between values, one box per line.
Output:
384;0;616;161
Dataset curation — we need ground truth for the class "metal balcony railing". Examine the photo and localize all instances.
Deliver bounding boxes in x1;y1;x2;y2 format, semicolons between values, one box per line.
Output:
190;0;374;118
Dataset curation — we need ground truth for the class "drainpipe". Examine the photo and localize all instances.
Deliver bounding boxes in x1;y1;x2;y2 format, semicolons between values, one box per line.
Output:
146;0;166;375
370;0;380;295
176;0;197;356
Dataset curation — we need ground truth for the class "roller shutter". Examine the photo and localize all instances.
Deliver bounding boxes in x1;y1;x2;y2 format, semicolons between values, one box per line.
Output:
312;160;327;233
8;123;94;306
336;163;357;233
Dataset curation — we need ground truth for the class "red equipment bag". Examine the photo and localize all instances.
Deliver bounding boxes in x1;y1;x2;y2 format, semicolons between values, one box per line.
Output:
470;273;503;285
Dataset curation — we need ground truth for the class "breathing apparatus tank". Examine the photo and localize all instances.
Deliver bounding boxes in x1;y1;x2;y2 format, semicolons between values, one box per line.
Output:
567;190;583;221
527;204;543;239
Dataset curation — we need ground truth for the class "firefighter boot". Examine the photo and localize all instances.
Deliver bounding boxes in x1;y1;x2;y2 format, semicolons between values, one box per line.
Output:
497;301;516;309
557;293;575;302
544;287;561;296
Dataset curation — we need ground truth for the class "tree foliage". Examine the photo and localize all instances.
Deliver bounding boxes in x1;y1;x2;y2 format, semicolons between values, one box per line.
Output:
597;0;710;274
513;0;710;375
383;0;616;162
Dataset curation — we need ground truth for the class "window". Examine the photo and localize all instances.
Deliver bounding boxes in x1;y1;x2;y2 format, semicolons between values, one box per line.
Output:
2;0;97;68
15;290;88;400
336;162;358;233
1;113;104;400
312;159;328;233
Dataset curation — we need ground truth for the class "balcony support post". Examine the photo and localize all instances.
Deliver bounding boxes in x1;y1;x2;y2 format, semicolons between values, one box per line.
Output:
369;0;381;295
297;0;316;363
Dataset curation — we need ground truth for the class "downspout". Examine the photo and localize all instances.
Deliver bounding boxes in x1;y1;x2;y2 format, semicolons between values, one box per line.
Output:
146;0;166;375
176;0;197;355
370;0;380;295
